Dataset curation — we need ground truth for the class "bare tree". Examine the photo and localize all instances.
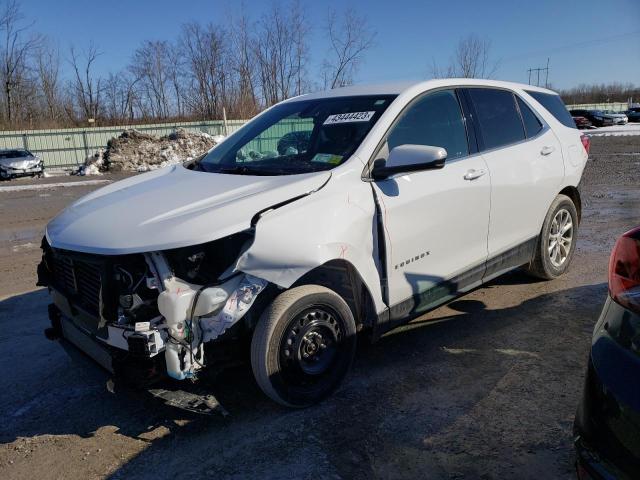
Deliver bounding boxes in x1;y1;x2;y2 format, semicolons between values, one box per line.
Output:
254;0;309;105
322;8;375;89
431;34;499;79
34;39;61;122
180;22;231;118
68;43;103;121
103;71;140;122
0;0;41;124
230;11;258;118
129;40;176;119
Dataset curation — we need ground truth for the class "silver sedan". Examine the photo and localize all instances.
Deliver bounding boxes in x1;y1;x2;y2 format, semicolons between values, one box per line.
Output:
0;149;44;179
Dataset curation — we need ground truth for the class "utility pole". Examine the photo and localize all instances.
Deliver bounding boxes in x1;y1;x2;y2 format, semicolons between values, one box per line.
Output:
527;58;550;87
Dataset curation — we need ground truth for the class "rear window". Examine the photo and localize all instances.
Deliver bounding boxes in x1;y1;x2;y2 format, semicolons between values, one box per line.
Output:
525;91;575;129
516;97;543;138
468;88;525;150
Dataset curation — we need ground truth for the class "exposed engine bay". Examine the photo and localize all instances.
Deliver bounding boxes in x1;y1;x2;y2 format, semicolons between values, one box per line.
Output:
38;232;268;385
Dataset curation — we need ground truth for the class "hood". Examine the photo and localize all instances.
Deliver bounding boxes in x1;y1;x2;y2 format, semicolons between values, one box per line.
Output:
47;164;331;255
0;156;37;168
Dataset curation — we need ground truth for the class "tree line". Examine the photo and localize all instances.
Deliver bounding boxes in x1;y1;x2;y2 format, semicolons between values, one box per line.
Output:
0;0;375;130
556;82;640;106
0;0;636;131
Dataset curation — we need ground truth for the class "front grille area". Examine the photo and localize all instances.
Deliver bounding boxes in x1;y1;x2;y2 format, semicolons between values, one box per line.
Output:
51;252;103;316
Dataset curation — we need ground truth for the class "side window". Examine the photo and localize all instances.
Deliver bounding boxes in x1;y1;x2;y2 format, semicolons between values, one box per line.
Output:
386;89;469;160
516;97;543;138
468;88;525;150
525;90;576;129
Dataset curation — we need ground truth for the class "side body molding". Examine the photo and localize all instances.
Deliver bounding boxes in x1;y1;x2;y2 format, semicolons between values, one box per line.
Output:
236;170;387;314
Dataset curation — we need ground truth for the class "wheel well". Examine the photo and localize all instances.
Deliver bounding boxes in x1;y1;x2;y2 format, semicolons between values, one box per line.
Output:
559;186;581;222
292;259;376;330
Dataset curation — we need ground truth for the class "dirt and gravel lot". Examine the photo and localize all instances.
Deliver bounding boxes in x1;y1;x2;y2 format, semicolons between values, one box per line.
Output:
0;136;639;479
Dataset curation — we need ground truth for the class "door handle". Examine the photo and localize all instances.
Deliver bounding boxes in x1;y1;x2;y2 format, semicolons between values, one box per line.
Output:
540;145;555;156
463;169;486;181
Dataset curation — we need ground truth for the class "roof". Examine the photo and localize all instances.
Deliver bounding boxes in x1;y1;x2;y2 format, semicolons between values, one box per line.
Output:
288;78;557;102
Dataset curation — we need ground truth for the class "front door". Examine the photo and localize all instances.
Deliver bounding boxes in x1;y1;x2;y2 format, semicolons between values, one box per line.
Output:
371;89;491;321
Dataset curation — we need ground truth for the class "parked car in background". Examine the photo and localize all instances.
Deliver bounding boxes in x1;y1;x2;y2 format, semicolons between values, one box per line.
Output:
625;107;640;123
0;149;44;179
574;226;640;479
603;110;628;125
572;115;592;129
569;109;615;127
39;79;588;408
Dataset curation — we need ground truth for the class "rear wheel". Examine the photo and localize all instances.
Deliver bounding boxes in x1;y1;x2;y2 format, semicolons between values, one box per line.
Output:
527;194;578;280
251;285;357;407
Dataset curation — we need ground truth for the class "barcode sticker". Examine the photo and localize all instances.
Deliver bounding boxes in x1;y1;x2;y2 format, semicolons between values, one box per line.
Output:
134;322;151;332
324;111;375;125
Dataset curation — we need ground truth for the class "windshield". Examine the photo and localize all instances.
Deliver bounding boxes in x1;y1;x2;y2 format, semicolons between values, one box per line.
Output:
198;95;396;175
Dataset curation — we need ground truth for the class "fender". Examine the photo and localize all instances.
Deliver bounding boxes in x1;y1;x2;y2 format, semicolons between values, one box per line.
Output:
236;167;387;314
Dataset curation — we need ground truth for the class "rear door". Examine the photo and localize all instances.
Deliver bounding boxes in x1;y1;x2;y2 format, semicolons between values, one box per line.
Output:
371;89;491;318
464;87;564;277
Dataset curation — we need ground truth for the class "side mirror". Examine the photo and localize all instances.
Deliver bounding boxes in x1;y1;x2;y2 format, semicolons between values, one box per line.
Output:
371;144;447;180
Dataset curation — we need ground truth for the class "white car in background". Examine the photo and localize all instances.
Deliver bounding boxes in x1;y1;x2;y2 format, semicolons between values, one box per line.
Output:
603;110;628;125
39;79;589;408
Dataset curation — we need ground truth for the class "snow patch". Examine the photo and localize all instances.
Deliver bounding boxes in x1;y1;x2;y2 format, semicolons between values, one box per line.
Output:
78;128;223;174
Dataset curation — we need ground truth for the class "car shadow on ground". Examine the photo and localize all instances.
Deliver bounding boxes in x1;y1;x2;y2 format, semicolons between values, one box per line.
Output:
0;274;606;479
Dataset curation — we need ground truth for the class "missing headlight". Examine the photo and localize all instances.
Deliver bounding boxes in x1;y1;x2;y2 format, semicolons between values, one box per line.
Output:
164;231;254;284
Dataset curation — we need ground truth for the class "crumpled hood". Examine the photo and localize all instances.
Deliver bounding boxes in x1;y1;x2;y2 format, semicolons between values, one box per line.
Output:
0;157;38;169
47;164;331;255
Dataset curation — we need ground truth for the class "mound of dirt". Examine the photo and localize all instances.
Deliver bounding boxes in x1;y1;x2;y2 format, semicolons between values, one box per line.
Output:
78;128;223;175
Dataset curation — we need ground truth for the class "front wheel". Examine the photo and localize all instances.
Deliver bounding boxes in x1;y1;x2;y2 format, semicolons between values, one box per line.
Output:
250;285;357;407
526;194;578;280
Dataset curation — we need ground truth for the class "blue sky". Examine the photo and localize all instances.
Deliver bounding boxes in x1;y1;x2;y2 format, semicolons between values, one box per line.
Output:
20;0;640;90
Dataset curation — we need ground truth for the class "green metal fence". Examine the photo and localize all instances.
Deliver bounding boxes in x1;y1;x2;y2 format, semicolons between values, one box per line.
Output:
565;102;629;113
0;119;247;170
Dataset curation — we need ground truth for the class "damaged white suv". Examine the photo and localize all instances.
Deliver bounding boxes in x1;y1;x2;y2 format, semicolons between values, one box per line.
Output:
39;79;588;407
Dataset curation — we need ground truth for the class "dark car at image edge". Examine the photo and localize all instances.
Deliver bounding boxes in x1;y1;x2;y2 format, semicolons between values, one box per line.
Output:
574;226;640;480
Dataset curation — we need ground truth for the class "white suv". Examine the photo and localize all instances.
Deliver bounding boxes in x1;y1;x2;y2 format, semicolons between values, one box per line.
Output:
39;79;588;407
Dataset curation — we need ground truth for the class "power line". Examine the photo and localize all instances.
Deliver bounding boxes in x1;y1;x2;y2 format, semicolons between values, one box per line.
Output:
503;30;640;64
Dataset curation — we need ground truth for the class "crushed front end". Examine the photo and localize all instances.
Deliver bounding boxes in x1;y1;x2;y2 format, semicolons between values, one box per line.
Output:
37;233;268;389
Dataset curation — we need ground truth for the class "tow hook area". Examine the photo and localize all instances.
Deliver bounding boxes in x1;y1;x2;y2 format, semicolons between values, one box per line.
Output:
44;303;62;341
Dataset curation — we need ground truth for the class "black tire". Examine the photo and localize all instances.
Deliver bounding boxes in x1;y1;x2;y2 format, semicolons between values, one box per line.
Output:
250;284;357;407
527;194;578;280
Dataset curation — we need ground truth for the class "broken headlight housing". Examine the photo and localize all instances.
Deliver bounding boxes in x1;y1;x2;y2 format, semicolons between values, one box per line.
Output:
163;231;254;284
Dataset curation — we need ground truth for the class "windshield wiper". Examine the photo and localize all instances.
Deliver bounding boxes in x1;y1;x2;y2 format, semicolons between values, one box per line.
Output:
214;165;278;176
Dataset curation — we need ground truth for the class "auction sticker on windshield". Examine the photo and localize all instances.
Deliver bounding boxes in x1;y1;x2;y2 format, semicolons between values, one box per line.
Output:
324;111;375;125
311;153;343;164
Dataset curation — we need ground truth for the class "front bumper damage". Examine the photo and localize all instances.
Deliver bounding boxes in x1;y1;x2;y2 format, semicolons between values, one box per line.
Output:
42;248;267;413
0;160;43;178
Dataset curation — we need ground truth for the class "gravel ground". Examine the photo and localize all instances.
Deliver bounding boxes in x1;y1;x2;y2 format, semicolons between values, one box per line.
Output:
0;136;639;479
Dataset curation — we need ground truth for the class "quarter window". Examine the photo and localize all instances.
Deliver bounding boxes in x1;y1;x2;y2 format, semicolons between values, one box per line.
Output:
386;89;469;160
516;97;543;138
468;88;526;150
526;90;576;129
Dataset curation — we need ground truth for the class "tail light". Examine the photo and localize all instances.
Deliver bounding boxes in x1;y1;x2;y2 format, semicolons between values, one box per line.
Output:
580;134;590;155
609;226;640;314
